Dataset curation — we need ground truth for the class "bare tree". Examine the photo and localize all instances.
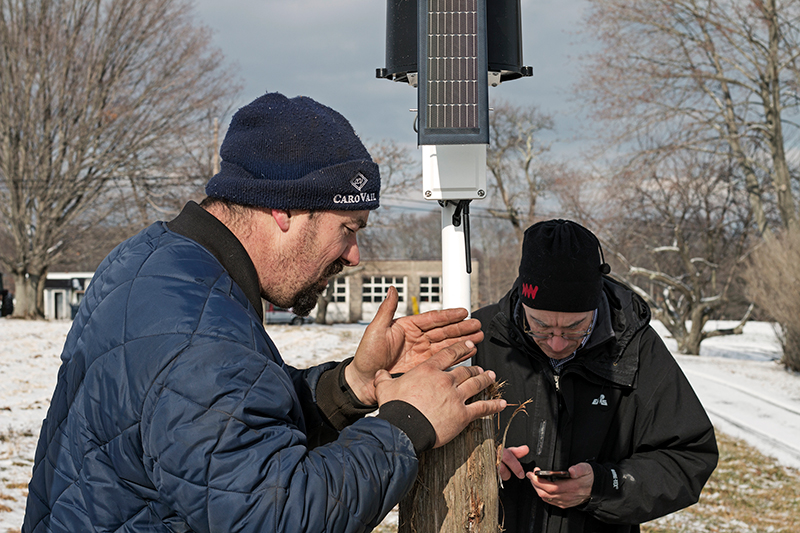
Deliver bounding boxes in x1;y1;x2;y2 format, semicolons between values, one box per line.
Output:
368;139;421;198
578;0;800;237
0;0;239;318
49;221;141;272
360;210;441;262
485;99;556;245
470;215;520;306
358;140;427;256
602;151;756;354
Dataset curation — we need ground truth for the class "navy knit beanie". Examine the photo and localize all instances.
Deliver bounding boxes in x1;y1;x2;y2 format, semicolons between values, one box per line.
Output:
518;219;610;312
206;93;380;211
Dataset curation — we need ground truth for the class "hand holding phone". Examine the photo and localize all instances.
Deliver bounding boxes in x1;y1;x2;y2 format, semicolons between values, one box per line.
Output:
534;470;571;481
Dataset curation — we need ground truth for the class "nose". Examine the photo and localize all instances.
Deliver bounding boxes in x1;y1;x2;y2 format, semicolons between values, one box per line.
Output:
546;335;572;352
340;237;360;267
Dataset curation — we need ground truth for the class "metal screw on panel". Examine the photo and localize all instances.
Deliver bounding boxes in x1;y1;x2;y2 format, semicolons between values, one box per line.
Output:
477;190;485;197
425;190;432;198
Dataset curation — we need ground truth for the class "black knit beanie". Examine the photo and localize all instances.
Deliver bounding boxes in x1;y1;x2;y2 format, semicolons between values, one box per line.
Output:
205;92;380;211
518;219;610;312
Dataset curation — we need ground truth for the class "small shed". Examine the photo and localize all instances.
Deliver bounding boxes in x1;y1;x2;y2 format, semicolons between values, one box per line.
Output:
44;272;94;320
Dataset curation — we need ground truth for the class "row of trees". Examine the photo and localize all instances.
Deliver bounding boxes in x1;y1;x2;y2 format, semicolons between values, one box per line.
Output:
365;106;761;356
365;1;800;372
4;0;800;372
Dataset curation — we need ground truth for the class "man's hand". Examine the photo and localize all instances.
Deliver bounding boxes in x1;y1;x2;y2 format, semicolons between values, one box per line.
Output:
499;445;529;481
345;286;484;405
373;339;506;448
529;463;594;509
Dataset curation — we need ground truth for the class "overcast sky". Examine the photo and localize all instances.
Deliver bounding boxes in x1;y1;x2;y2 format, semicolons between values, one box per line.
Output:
192;0;594;149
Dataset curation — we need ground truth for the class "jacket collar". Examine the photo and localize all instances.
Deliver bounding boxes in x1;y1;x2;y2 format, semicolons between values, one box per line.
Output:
167;201;264;321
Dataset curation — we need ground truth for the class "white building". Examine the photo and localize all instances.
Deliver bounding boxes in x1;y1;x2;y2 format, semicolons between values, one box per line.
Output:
44;272;94;320
44;259;480;323
322;259;480;324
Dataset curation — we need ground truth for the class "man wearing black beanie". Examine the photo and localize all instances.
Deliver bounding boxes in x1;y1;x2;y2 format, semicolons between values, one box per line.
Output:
474;219;718;533
23;92;506;533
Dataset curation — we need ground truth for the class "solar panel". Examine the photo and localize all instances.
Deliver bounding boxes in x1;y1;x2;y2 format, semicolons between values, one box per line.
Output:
418;0;488;145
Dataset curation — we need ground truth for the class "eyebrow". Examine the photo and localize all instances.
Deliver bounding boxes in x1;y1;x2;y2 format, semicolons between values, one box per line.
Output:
345;214;368;230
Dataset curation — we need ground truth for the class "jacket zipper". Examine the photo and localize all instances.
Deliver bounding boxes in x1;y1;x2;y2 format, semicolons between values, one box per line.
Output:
554;374;560;392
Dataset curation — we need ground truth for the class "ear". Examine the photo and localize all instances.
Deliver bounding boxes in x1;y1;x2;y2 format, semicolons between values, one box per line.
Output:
271;209;292;232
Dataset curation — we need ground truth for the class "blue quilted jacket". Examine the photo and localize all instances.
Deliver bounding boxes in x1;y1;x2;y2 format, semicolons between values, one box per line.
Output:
23;205;418;532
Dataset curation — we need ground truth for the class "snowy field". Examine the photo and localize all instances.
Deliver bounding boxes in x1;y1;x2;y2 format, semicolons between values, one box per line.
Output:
651;320;800;472
1;317;797;531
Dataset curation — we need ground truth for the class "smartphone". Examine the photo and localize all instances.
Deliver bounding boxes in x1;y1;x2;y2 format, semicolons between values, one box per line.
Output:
534;470;571;481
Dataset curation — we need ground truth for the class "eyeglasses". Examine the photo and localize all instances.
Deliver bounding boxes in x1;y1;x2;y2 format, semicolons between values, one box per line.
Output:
523;315;594;342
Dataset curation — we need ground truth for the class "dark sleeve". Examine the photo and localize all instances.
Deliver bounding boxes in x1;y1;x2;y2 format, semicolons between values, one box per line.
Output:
581;328;719;524
315;358;377;430
284;358;377;448
317;357;436;455
312;359;437;454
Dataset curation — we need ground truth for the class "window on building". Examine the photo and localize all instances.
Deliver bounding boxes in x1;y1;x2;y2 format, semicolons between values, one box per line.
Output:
331;277;347;303
419;276;441;303
362;276;405;303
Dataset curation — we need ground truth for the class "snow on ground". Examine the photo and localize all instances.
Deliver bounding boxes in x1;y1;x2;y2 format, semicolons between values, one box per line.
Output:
1;317;798;531
653;320;800;472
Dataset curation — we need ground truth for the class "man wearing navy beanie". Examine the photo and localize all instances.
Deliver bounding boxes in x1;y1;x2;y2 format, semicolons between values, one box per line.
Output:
23;92;505;533
474;219;718;533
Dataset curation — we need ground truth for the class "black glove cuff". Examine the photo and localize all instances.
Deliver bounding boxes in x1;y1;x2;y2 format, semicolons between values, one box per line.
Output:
316;358;376;430
377;400;436;455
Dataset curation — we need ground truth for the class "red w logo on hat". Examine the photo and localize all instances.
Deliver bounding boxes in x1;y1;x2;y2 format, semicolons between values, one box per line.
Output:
522;283;538;300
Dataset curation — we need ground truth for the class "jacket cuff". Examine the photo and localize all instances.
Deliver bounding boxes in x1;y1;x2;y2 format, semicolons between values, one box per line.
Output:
377;400;436;455
315;358;377;431
583;461;622;510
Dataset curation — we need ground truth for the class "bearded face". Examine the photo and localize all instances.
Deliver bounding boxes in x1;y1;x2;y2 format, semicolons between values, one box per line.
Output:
260;210;363;317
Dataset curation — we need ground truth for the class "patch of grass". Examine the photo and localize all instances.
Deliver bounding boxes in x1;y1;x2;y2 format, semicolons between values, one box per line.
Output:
375;431;800;532
642;431;800;532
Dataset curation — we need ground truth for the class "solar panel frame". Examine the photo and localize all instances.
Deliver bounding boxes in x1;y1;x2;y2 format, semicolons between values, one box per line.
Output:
417;0;489;145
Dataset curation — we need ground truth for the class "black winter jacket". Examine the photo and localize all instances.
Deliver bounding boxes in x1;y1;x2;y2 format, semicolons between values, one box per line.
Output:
474;277;718;533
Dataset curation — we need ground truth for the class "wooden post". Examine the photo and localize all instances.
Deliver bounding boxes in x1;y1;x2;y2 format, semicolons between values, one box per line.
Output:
398;412;497;532
397;197;498;532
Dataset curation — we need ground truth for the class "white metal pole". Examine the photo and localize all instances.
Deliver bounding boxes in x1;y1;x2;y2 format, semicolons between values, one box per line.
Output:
440;202;471;314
